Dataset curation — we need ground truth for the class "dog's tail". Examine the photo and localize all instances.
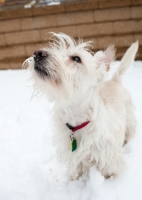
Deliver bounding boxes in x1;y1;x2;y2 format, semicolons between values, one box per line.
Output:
112;41;139;82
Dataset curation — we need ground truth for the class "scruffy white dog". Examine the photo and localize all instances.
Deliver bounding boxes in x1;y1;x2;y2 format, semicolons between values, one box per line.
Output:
23;33;138;180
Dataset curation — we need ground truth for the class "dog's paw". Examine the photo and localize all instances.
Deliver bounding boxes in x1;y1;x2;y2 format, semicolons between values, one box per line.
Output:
69;172;83;181
104;174;115;179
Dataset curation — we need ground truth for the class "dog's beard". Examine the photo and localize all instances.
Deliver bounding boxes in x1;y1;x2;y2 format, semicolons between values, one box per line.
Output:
34;59;50;80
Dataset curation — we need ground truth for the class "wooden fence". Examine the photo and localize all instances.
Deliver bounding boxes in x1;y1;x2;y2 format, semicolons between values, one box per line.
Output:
0;0;142;69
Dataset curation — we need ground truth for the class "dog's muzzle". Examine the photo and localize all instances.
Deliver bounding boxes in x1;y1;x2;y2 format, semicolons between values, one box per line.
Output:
33;50;49;78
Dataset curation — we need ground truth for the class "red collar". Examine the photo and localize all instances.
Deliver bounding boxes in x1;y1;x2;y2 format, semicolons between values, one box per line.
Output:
66;121;90;132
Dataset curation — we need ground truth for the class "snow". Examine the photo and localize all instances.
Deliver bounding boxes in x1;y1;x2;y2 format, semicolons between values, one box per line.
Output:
0;61;142;200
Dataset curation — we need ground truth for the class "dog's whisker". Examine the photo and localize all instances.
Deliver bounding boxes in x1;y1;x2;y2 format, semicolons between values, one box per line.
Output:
22;56;33;69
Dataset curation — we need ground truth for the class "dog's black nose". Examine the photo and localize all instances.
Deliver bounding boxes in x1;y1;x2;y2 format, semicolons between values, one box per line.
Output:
34;50;48;60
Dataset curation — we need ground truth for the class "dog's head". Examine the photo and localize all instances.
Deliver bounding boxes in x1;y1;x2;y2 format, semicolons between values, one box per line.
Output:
23;33;115;102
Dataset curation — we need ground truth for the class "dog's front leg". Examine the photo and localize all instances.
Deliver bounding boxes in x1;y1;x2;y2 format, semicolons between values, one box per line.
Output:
98;146;126;178
68;162;85;180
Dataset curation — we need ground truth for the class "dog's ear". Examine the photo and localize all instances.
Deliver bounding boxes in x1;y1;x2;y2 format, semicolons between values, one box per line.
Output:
94;45;115;72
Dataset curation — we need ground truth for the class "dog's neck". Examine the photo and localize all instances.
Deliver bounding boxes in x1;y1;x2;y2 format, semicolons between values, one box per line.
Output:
59;87;99;126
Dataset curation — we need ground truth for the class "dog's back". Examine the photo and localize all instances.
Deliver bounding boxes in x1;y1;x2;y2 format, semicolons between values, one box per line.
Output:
100;41;139;147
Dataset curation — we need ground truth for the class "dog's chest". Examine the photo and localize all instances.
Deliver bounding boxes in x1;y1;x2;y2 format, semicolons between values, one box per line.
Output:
61;105;94;127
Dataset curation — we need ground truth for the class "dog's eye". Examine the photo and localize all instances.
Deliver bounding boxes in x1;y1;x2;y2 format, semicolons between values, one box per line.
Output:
72;56;81;63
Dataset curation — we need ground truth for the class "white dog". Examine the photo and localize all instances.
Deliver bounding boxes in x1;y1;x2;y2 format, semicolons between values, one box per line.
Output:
23;33;138;180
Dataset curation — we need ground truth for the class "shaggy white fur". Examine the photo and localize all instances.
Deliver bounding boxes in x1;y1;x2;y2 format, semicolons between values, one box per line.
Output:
23;33;138;180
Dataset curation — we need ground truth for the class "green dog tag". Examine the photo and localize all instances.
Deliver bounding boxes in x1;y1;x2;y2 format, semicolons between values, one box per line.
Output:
70;138;77;152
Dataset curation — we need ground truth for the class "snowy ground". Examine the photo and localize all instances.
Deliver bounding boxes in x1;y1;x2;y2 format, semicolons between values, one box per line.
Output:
0;61;142;200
